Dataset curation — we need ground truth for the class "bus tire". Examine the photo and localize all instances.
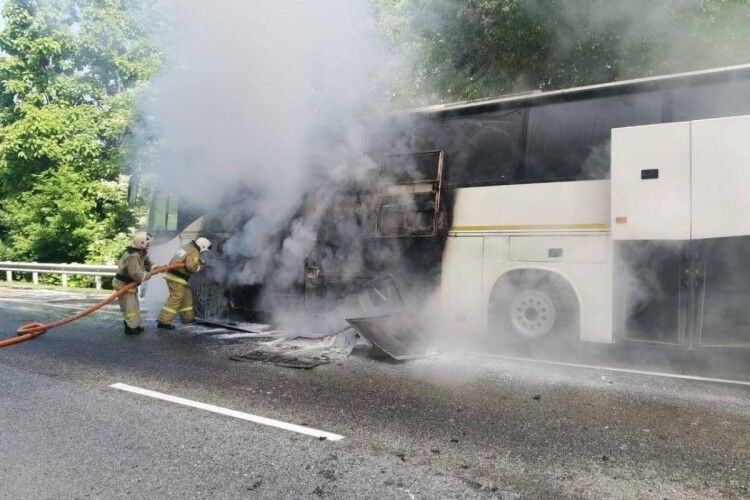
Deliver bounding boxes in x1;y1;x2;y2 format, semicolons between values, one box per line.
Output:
487;270;579;345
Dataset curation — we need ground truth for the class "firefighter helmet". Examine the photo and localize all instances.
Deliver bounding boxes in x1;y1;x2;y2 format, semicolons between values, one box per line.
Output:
132;232;152;250
194;237;212;253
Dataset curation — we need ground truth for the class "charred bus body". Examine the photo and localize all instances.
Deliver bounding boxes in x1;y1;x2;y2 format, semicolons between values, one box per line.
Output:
148;63;750;351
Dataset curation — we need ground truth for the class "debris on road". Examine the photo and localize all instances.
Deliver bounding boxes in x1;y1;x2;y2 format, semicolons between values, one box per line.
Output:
346;313;435;361
230;328;359;369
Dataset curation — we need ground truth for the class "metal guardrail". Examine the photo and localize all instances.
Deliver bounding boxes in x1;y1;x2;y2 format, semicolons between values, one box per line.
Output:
0;261;117;289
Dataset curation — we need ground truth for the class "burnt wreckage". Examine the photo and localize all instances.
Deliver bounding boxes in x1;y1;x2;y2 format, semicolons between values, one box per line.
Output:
184;148;449;354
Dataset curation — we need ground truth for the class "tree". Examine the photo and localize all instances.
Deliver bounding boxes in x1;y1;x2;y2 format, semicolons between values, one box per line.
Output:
386;0;750;103
1;166;132;263
0;0;159;264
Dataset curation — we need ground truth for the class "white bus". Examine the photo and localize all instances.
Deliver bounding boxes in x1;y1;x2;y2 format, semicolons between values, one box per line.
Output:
147;63;750;350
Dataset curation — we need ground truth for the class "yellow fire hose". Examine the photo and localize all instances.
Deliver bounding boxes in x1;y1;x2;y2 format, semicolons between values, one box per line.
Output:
0;262;186;348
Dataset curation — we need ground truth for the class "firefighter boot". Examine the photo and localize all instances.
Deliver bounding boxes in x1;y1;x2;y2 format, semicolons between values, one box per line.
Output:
124;321;141;335
157;321;176;331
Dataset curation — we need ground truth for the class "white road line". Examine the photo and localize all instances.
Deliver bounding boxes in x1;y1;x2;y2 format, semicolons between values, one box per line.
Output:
110;383;344;441
473;354;750;387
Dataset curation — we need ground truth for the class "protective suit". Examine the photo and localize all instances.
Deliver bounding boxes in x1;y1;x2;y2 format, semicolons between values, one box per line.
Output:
156;237;210;329
113;233;153;334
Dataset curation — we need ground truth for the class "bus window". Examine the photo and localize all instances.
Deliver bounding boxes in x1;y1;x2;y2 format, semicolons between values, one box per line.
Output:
524;91;663;182
148;193;180;233
377;151;443;237
671;79;750;122
412;109;525;188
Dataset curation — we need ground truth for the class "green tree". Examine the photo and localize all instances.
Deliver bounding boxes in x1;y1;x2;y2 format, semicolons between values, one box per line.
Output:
1;165;132;263
0;0;159;265
387;0;750;103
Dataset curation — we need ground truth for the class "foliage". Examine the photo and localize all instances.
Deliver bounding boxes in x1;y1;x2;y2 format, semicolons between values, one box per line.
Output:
0;0;159;269
384;0;750;103
1;166;134;263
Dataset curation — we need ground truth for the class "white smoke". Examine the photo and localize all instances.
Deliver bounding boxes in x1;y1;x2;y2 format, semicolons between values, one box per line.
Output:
136;0;399;287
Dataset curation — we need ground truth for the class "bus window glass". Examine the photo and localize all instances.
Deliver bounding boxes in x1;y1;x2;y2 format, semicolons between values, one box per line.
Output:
149;193;168;232
412;109;525;188
166;195;179;231
149;193;179;233
671;79;750;121
524;91;663;182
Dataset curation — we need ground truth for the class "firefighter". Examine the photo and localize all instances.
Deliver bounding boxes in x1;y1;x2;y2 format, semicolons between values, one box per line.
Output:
156;237;211;330
113;232;153;335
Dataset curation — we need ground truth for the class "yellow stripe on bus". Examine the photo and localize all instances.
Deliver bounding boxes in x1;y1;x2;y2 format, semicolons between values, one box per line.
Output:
450;223;610;233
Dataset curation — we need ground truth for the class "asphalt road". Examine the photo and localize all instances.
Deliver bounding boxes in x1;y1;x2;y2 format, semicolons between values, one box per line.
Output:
0;287;748;499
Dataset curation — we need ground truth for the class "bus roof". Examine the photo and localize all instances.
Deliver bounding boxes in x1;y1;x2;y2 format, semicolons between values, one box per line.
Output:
405;63;750;116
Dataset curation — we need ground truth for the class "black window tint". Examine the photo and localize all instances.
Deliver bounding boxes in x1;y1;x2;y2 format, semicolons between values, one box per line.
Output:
524;92;663;182
672;79;750;122
412;109;525;188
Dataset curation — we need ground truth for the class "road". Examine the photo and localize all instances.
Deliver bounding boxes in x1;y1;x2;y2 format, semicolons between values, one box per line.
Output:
0;287;748;499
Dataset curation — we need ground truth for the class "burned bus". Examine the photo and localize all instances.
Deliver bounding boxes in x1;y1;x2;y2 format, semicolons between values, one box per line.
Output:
147;63;750;351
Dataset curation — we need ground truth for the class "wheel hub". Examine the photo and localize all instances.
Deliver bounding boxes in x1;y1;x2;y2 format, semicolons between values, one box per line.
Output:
509;290;556;338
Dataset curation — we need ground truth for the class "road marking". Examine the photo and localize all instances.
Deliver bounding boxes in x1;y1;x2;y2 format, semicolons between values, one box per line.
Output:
474;354;750;387
110;383;344;441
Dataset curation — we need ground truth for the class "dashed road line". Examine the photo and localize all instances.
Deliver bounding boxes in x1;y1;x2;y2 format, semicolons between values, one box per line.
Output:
110;382;345;441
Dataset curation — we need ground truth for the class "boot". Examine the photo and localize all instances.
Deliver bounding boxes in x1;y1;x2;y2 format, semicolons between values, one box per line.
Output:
157;321;176;331
124;321;141;335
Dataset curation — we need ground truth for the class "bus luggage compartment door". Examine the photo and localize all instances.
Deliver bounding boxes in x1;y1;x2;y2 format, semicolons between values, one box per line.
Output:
690;115;750;347
613;241;689;345
612;115;750;347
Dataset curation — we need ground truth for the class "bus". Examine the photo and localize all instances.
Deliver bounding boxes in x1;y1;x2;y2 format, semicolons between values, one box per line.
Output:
146;63;750;350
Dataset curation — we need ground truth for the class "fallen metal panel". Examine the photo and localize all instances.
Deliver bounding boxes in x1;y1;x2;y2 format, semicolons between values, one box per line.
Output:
345;313;434;360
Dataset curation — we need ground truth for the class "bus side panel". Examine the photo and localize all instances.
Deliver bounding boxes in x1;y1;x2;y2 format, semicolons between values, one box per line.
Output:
440;236;485;335
447;182;614;343
451;180;610;231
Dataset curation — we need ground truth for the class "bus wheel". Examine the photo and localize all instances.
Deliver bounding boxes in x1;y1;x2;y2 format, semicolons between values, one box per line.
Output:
508;289;556;338
487;270;579;344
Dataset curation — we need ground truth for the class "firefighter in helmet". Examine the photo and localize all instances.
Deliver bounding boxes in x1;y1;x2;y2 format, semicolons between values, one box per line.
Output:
157;237;211;330
113;232;154;335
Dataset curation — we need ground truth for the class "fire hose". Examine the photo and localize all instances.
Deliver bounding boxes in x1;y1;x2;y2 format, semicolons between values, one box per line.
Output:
0;262;186;348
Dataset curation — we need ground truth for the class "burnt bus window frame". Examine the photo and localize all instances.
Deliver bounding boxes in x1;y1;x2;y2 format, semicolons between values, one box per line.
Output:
376;150;444;238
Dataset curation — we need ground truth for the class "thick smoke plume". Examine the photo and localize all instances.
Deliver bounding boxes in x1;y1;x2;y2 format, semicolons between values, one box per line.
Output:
136;1;401;289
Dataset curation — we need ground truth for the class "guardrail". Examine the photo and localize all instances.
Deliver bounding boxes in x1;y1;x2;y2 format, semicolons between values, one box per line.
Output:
0;261;117;290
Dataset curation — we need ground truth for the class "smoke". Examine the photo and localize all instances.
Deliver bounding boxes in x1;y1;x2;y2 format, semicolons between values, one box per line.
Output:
135;0;402;289
529;0;750;77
